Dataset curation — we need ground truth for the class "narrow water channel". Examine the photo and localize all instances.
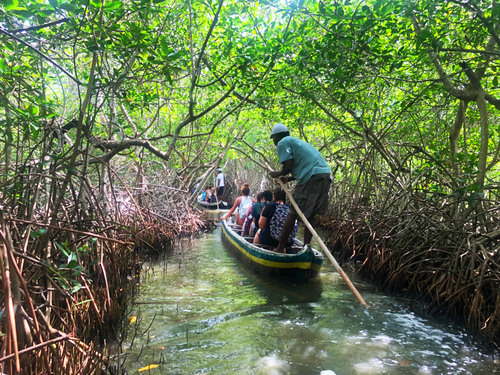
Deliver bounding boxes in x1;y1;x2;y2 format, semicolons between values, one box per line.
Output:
119;227;498;374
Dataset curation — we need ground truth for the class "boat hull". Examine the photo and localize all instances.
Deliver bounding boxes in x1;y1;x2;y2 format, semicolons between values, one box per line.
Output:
197;196;228;209
221;219;323;282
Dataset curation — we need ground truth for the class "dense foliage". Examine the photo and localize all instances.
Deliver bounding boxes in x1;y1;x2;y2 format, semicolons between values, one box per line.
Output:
0;0;499;371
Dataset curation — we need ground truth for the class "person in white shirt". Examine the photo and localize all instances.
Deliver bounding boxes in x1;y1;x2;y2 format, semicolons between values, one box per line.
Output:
221;183;256;225
216;167;225;199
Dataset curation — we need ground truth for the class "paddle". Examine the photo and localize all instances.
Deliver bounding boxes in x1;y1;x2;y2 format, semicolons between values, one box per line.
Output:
275;178;368;307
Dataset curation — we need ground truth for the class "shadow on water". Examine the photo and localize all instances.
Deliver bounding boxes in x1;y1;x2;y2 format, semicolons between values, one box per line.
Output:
117;227;500;375
222;243;324;306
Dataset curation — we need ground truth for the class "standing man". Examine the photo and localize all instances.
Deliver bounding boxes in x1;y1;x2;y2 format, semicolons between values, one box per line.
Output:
269;123;332;253
215;167;225;200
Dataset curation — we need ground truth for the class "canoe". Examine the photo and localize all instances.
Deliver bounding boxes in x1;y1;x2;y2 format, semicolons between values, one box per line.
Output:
220;219;323;282
197;195;228;209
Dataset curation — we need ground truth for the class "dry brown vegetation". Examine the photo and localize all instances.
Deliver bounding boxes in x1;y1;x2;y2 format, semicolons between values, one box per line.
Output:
0;168;207;374
324;169;500;350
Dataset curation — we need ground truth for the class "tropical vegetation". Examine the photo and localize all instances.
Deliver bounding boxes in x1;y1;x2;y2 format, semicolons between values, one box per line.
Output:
0;0;498;372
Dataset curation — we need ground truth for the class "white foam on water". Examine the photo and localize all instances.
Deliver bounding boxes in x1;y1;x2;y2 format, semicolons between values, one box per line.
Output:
255;355;291;375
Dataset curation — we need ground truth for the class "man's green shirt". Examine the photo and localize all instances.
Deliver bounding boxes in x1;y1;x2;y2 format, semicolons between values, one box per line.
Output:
276;136;331;185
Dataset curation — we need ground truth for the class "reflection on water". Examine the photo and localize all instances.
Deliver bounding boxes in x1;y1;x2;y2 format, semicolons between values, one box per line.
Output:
119;228;498;374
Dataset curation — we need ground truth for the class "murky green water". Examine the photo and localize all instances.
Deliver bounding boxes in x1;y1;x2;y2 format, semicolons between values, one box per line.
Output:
119;227;498;374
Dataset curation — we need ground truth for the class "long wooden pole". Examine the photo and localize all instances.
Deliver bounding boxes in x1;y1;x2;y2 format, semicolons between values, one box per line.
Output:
236;152;368;306
277;179;368;307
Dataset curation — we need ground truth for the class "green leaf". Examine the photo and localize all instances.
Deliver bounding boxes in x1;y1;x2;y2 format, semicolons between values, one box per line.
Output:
90;0;102;8
5;0;19;11
30;228;48;239
104;1;123;11
162;66;173;84
0;59;8;73
70;284;83;294
68;252;77;264
160;39;172;57
59;2;77;12
166;50;184;61
56;242;70;257
27;105;39;116
48;0;58;8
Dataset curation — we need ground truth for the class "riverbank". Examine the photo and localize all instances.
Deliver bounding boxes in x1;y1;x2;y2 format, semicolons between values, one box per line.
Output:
0;185;214;374
323;197;500;352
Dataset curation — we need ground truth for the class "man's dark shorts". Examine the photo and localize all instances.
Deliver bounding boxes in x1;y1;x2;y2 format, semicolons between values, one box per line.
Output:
291;173;331;219
217;186;224;197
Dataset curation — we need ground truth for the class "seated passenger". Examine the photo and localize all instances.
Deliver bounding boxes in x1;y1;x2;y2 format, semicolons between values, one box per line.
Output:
201;187;208;201
205;186;214;202
210;187;217;203
241;191;271;237
241;192;261;237
220;183;256;226
254;189;296;248
249;190;272;237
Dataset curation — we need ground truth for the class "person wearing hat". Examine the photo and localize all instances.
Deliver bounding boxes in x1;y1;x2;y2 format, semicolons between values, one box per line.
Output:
215;167;225;200
269;123;332;253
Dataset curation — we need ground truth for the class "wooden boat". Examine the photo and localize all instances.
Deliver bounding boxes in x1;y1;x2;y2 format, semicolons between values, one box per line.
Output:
221;219;323;282
197;195;228;209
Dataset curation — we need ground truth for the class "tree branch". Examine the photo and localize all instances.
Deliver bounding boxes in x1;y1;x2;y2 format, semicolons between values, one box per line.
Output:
0;27;81;85
10;18;71;33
